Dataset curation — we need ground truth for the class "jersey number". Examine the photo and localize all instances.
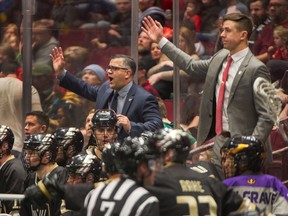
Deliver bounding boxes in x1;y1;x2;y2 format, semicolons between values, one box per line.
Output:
100;201;115;216
176;195;217;216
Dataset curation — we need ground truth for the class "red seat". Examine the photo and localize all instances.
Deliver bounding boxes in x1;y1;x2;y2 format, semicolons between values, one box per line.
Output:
163;99;184;121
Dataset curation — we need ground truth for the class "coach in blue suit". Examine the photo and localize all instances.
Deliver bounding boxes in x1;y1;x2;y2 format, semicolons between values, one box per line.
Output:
51;47;163;141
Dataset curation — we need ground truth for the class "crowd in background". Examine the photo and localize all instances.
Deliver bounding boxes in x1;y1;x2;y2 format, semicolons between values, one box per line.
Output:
0;0;288;215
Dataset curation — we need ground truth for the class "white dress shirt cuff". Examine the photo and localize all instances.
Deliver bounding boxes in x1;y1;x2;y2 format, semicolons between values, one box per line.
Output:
158;37;169;49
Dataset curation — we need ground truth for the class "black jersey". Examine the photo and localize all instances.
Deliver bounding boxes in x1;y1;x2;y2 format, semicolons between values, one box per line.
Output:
147;163;244;216
20;165;68;216
83;176;159;216
187;160;225;181
0;157;27;213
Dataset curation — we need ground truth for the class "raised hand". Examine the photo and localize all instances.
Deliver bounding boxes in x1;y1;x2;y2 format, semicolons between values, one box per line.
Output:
141;16;164;44
50;47;65;75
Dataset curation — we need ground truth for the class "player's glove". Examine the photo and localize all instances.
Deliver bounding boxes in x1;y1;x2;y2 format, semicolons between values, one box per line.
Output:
24;184;49;207
41;174;65;200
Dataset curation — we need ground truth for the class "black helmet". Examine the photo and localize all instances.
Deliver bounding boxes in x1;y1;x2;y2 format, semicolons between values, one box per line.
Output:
91;109;117;130
221;136;264;177
24;134;57;162
54;127;84;155
0;125;14;157
114;136;161;177
0;125;14;149
149;128;192;163
66;153;102;183
102;142;120;175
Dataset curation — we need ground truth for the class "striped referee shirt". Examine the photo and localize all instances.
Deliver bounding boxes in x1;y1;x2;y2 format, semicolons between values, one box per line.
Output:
84;177;159;216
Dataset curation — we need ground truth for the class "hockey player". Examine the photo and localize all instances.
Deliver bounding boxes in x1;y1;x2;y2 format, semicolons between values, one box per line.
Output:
21;133;68;216
0;125;26;214
54;127;84;166
221;136;288;215
147;128;259;216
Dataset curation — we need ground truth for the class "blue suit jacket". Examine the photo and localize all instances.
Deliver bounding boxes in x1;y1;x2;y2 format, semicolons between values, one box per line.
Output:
60;72;163;141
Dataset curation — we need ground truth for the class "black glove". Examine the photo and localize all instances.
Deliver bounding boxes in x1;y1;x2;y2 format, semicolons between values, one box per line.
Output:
42;174;65;200
24;184;49;207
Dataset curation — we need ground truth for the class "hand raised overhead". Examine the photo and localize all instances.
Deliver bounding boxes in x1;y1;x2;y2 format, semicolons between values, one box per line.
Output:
141;16;164;44
50;47;65;75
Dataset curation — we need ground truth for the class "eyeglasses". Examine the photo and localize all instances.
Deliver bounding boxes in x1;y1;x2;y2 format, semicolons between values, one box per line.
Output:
106;65;129;72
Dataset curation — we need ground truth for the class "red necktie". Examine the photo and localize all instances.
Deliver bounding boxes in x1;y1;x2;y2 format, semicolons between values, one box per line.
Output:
216;56;233;135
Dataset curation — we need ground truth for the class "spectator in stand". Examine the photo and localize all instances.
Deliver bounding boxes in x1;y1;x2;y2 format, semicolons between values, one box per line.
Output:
266;25;288;84
86;0;117;27
139;0;166;32
63;46;89;78
0;125;27;214
254;0;288;63
138;30;156;71
147;42;173;99
31;63;55;113
267;25;288;62
33;0;54;21
50;0;81;29
183;0;202;32
248;0;271;53
147;25;203;95
0;44;16;68
53;100;81;128
219;0;249;18
137;60;149;86
1;23;18;45
196;0;222;46
32;19;59;65
0;61;42;157
80;109;96;150
80;64;106;122
106;0;132;47
82;65;106;86
90;0;132;47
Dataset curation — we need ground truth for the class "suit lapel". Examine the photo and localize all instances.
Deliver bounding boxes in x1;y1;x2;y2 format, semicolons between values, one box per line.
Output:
98;88;114;109
121;82;136;115
228;50;252;102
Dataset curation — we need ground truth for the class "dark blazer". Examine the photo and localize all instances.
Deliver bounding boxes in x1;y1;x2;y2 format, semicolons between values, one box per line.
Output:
161;40;274;146
59;72;163;141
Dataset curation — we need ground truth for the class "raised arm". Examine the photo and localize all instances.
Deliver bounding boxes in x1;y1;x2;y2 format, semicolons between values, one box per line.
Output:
141;16;164;43
50;47;65;75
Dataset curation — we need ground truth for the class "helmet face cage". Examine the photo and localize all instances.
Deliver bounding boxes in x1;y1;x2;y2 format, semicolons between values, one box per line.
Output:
221;136;264;177
102;142;120;175
90;110;118;150
24;134;57;162
66;154;102;183
115;136;161;177
54;127;84;155
151;128;191;163
0;125;14;151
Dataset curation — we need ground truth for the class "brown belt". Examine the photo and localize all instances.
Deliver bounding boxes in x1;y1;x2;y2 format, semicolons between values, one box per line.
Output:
220;131;231;138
